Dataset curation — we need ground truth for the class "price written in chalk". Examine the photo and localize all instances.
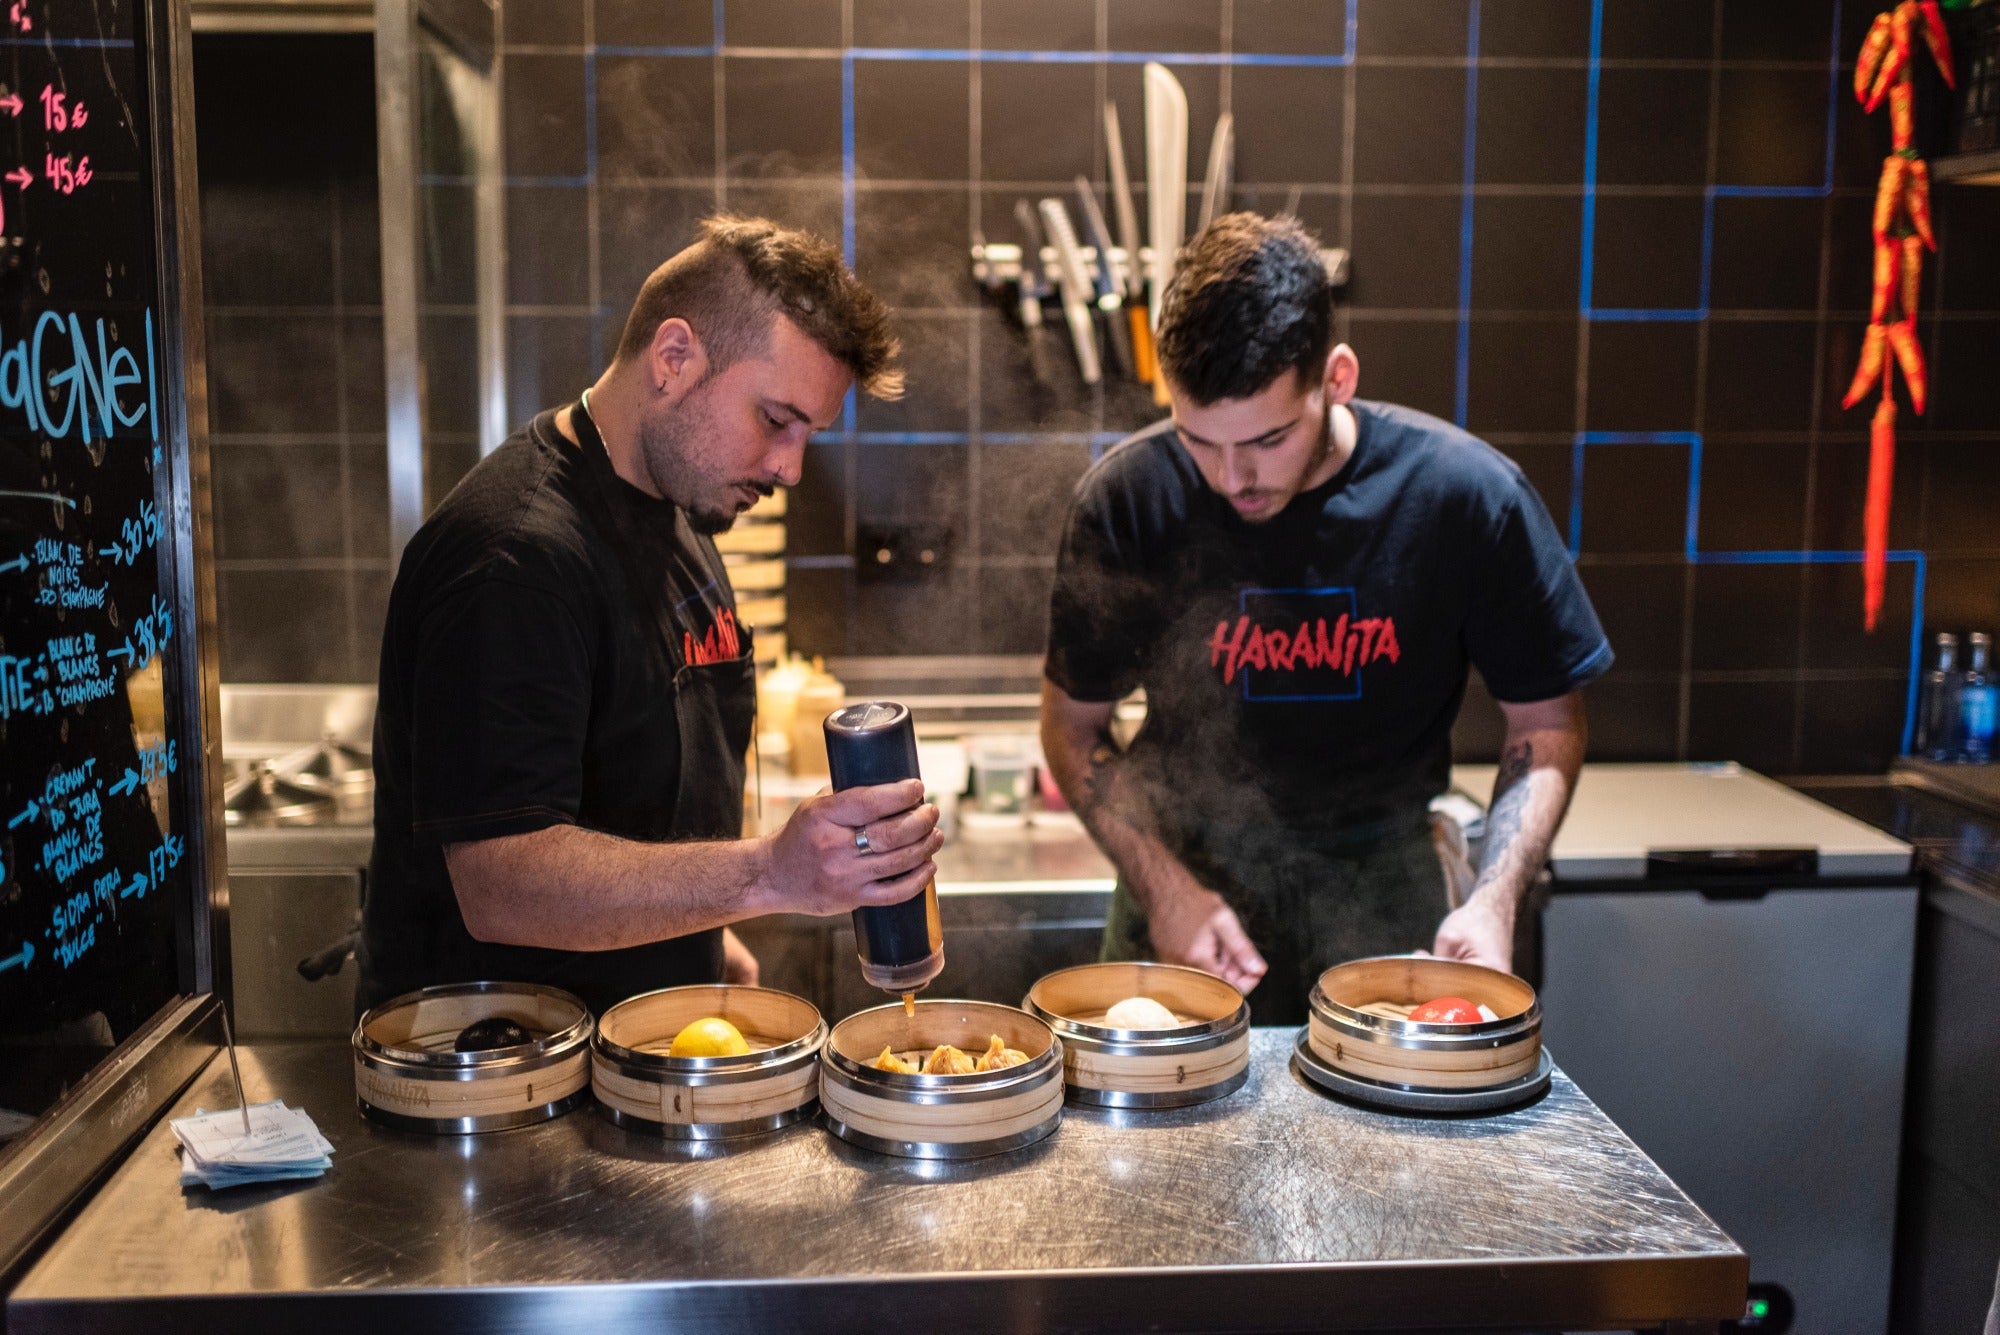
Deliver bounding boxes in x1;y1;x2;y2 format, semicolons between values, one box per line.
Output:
38;85;86;133
0;594;175;720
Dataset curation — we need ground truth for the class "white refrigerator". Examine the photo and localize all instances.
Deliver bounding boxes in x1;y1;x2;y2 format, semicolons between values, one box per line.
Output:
1452;762;1917;1335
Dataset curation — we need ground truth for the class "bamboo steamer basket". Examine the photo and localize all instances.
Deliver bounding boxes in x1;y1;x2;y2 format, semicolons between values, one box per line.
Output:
353;981;593;1133
1024;962;1250;1108
819;1000;1064;1159
1306;955;1541;1091
592;984;826;1139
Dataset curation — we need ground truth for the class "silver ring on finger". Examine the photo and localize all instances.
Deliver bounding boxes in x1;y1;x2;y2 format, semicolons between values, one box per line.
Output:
854;827;872;853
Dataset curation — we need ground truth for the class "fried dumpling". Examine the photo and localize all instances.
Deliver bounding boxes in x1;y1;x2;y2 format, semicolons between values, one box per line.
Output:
870;1045;921;1074
973;1033;1029;1072
921;1043;976;1075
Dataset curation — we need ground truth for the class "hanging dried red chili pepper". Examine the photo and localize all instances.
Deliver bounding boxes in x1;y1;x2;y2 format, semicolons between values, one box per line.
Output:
1848;1;1951;631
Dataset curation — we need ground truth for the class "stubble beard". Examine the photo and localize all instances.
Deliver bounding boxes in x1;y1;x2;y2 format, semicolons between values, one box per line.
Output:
636;379;749;536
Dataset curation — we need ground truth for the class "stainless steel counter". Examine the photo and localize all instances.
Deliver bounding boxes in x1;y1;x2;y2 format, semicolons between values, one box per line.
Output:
9;1033;1745;1334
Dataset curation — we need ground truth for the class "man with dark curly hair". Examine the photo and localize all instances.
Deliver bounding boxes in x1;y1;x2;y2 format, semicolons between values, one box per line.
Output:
1041;212;1611;1024
360;216;940;1015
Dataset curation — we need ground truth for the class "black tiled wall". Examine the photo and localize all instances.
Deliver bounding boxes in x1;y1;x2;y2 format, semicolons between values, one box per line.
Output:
494;0;2000;775
184;3;1997;775
194;34;388;682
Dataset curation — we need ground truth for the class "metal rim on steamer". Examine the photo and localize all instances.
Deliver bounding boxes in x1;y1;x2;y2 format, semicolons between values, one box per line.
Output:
1024;961;1250;1058
822;1015;1064;1106
818;1111;1063;1160
352;981;594;1134
352;980;594;1078
1292;1029;1554;1113
1065;1067;1250;1109
360;1090;593;1136
1308;957;1541;1055
597;1101;818;1140
591;991;827;1087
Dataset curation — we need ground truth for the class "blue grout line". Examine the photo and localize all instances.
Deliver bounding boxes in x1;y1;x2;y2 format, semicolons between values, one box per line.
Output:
1685;435;1703;560
1567;435;1586;558
1568;433;1705;560
1824;0;1846;192
1690;549;1924;564
1454;0;1481;429
713;0;725;46
1905;551;1926;753
1577;0;1604;315
1709;184;1830;198
1346;0;1359;63
0;37;126;47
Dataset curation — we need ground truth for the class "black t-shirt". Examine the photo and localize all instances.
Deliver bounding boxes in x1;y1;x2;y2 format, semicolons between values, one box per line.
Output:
1046;399;1611;837
357;407;741;1016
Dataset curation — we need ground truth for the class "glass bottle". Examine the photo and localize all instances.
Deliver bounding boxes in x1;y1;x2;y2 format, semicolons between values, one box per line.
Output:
1918;632;1960;761
1956;632;1997;764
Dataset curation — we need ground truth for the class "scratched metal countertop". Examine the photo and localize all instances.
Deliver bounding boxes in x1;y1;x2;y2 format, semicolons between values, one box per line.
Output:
8;1033;1744;1334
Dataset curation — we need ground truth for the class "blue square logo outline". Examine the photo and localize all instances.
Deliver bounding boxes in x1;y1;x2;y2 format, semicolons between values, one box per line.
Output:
1237;586;1364;703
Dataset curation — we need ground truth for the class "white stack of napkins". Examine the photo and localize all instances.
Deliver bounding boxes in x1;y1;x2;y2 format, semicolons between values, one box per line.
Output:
170;1100;333;1189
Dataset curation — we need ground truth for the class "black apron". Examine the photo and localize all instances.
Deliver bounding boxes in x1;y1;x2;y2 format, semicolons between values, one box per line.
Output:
1099;733;1448;1026
564;396;757;1001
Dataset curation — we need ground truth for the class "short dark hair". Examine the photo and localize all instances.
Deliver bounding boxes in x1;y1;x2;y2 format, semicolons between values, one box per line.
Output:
614;214;904;399
1154;212;1332;406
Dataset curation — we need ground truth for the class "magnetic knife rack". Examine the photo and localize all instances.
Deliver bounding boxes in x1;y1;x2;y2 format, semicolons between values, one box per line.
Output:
971;244;1351;294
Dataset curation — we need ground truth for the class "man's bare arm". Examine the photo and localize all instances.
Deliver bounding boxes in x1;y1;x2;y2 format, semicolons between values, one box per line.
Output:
1038;681;1183;907
1040;679;1267;990
1432;691;1587;970
445;781;941;953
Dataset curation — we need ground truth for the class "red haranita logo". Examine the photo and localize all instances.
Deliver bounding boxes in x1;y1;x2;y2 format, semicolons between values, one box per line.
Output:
1208;610;1400;686
684;607;742;666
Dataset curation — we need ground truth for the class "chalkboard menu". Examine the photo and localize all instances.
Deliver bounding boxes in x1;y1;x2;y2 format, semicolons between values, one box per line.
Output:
0;0;207;1142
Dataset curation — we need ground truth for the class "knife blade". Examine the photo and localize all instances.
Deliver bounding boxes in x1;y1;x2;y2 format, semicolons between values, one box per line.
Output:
1142;62;1188;402
1196;111;1234;235
1039;197;1103;385
1103;99;1157;383
1073;175;1135;378
1012;197;1048;330
1012;198;1056;385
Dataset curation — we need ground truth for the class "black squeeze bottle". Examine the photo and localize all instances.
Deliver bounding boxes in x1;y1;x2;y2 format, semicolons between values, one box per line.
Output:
824;702;945;994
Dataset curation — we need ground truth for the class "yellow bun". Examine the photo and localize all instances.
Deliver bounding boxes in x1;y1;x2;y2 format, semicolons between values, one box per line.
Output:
668;1016;750;1058
1104;996;1179;1029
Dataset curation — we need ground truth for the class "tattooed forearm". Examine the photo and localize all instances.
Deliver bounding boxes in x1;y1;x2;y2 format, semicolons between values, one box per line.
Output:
1474;741;1538;894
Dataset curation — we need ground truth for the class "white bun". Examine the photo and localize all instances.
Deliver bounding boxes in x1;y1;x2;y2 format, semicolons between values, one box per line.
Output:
1104;996;1180;1029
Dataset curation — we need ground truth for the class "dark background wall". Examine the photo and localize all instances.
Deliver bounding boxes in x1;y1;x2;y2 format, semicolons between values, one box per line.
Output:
193;33;388;683
191;2;2000;777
